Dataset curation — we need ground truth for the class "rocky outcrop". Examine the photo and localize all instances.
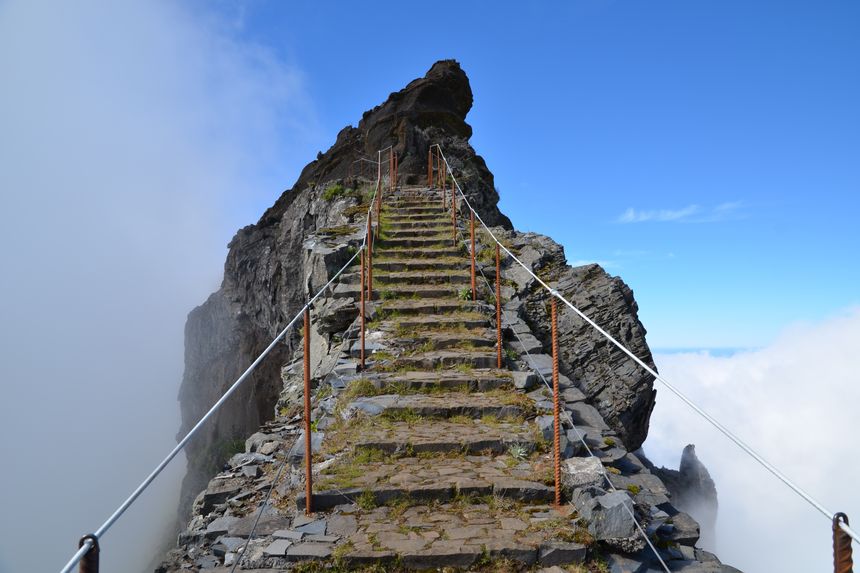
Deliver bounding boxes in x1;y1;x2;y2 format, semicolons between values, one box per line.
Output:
647;444;719;549
477;229;656;451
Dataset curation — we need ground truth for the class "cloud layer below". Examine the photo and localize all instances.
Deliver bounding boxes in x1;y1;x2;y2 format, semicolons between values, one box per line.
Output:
0;1;319;571
644;307;860;572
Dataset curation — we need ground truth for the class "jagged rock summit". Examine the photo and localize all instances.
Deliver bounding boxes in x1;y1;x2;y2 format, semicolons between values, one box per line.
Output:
166;60;739;572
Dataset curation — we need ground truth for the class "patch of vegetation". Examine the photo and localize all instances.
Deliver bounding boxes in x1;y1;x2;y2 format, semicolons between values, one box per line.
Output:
504;347;519;362
626;484;641;495
507;443;529;461
357;489;377;510
339;378;381;402
317;225;356;237
603;437;616;447
322;184;361;201
457;286;472;301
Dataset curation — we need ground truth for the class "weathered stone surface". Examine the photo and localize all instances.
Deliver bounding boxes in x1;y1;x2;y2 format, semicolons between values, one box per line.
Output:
538;541;587;565
562;456;605;491
262;539;292;556
286;542;333;560
573;487;636;541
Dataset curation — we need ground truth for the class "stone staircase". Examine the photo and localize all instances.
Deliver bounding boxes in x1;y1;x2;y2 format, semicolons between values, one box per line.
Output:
161;185;725;573
297;187;590;568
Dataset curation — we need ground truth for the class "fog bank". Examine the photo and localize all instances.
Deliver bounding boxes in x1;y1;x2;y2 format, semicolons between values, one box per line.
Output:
645;307;860;572
0;1;319;571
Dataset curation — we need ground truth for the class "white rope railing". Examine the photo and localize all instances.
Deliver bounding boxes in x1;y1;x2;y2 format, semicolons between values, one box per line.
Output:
434;143;860;547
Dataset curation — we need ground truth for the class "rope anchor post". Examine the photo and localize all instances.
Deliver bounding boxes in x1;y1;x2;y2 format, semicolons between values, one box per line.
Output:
834;513;854;573
77;535;99;573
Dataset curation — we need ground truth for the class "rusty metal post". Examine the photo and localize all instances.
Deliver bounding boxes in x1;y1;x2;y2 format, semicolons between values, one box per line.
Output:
551;297;562;507
394;152;398;190
495;243;502;369
451;182;457;246
366;216;373;300
427;148;432;187
375;179;381;241
389;148;394;193
78;535;99;573
470;210;476;301
834;513;854;573
360;249;366;370
303;304;313;515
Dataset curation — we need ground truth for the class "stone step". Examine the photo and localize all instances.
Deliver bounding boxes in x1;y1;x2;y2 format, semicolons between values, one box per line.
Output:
384;217;452;229
373;247;463;259
397;330;495;350
386;227;450;238
374;270;471;286
386;200;443;210
381;236;454;249
352;418;539;457
385;212;451;223
333;283;459;300
368;369;513;392
377;298;485;316
307;454;555;511
306;504;585;569
392;350;499;370
393;313;488;330
374;259;466;273
387;205;447;216
345;392;527;419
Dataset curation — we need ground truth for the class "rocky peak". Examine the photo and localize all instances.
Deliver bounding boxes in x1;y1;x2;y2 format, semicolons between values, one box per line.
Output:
177;60;654;543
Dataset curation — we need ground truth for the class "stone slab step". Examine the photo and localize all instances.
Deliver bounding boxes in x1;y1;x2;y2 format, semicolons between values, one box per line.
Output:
385;212;451;223
378;299;486;316
333;283;459;300
373;247;463;259
347;392;526;419
387;205;448;216
337;504;585;569
374;259;466;272
386;227;451;238
384;217;452;229
368;369;513;392
309;466;553;511
352;418;538;456
392;350;499;369
374;270;471;286
393;313;488;330
381;237;454;249
397;330;495;350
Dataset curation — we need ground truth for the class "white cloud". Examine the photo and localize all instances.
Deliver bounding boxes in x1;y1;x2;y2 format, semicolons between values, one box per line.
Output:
616;201;744;223
644;307;860;572
0;1;320;571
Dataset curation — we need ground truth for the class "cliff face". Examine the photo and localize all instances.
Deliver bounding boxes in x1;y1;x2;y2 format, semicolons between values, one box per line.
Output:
177;60;652;522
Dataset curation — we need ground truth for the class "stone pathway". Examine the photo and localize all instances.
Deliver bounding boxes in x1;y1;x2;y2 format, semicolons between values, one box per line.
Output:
159;186;737;572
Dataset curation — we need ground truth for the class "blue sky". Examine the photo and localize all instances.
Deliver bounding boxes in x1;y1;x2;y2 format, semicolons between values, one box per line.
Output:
0;3;856;571
202;0;860;350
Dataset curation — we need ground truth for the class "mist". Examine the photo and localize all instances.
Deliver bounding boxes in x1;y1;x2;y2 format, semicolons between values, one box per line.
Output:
0;1;319;571
644;307;860;572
